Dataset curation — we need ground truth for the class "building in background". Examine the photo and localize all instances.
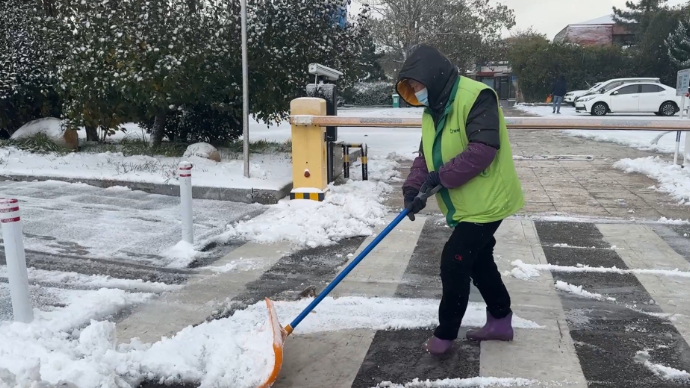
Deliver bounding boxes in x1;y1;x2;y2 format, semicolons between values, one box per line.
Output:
467;62;516;100
553;15;634;46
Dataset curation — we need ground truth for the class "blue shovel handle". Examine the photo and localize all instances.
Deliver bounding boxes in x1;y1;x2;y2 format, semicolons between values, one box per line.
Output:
285;185;442;334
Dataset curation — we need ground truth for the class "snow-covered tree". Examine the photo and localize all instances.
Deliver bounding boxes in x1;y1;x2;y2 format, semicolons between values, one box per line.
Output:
667;14;690;67
614;0;668;37
50;0;369;145
0;0;60;134
368;0;515;74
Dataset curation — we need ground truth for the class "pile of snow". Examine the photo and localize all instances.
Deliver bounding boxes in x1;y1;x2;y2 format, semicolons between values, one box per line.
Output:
10;118;78;150
0;296;543;388
183;142;221;162
219;180;393;248
10;118;65;140
657;217;690;225
374;377;536;387
635;351;690;381
163;241;204;269
0;293;273;388
614;157;690;204
554;281;616;302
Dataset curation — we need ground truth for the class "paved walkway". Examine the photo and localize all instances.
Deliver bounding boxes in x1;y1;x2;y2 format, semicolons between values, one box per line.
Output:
387;103;690;220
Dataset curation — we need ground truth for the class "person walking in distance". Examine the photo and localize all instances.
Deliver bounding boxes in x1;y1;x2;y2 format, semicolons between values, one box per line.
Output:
395;44;524;356
552;75;567;114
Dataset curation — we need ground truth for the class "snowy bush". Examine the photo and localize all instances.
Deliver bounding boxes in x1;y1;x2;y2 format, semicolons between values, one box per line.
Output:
343;81;395;106
0;0;61;135
1;0;373;145
508;33;634;102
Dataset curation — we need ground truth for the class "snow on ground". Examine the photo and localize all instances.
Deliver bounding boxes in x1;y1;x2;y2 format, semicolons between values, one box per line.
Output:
0;287;272;388
514;104;688;154
217;179;393;248
250;107;424;160
635;351;690;381
0;146;292;191
0;266;180;293
506;260;690;279
614;157;690;204
0;180;261;267
351;155;403;182
0;296;543;388
554;281;616;302
563;130;686;154
374;377;536;387
270;297;543;333
2;107;420;190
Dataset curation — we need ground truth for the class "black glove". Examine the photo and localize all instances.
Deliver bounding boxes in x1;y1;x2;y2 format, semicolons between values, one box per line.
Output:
419;171;442;195
403;187;426;221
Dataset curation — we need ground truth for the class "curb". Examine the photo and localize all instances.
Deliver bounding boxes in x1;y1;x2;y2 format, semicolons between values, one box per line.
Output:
0;174;293;205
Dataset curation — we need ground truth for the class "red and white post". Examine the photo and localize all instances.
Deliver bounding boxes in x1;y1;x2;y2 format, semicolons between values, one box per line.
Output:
0;199;33;323
178;162;194;244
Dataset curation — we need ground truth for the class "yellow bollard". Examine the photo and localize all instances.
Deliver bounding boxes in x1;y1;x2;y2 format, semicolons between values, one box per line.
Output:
290;98;328;201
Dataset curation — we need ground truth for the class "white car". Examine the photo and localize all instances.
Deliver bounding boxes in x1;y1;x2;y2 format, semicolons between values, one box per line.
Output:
573;77;661;105
575;82;681;116
564;83;601;105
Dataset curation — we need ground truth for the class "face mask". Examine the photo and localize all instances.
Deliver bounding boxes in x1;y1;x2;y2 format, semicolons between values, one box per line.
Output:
414;88;429;106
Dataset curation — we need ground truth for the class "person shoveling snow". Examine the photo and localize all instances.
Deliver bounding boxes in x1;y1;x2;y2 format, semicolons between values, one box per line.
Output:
395;44;525;356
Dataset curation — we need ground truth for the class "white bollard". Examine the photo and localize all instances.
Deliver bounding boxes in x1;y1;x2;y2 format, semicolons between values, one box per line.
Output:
0;199;33;323
179;162;194;244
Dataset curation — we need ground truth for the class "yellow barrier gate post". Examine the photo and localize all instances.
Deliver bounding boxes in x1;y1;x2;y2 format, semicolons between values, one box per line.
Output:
290;98;328;201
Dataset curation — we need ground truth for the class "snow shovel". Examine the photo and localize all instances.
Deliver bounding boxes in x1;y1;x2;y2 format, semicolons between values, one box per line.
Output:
257;185;442;388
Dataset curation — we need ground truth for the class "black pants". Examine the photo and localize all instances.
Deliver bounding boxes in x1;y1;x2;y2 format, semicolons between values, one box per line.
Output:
434;220;512;340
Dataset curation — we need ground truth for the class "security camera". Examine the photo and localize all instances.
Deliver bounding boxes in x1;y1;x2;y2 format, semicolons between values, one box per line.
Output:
308;63;343;81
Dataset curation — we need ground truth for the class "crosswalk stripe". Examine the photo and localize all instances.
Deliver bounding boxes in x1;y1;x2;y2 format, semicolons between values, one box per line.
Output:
484;219;588;387
597;223;690;348
333;215;428;297
274;215;427;388
116;241;287;343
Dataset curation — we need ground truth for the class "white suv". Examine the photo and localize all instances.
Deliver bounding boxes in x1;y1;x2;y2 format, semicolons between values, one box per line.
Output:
575;82;680;116
573;77;661;104
564;83;601;106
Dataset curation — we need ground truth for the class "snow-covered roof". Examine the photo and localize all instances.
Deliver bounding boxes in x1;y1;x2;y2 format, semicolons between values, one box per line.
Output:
573;15;615;25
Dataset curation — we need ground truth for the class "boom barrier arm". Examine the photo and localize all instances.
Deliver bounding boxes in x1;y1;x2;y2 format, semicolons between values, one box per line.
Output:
290;115;690;131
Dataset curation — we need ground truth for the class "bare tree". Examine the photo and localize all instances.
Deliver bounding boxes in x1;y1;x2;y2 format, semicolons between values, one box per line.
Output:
367;0;515;75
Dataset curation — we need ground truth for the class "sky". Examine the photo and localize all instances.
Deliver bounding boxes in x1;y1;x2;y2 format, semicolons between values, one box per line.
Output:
498;0;687;39
351;0;688;40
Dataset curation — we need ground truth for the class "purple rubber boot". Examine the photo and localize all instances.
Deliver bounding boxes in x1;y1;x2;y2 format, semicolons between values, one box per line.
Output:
466;311;514;342
422;336;454;356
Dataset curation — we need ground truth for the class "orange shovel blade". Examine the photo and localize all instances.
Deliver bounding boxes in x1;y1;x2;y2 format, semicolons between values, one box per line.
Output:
257;298;287;388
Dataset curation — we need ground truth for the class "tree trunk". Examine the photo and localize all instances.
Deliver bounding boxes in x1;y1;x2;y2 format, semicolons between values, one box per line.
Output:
85;125;99;142
151;111;166;147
